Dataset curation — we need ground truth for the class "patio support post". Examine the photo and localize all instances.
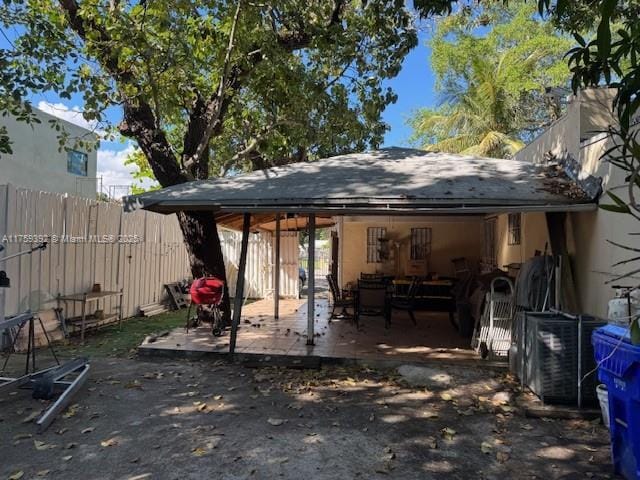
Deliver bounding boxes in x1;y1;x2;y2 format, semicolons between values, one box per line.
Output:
307;214;315;345
229;213;251;355
274;213;281;319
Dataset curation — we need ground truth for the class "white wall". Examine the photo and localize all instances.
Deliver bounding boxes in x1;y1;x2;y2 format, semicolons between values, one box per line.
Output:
494;212;550;269
0;107;98;198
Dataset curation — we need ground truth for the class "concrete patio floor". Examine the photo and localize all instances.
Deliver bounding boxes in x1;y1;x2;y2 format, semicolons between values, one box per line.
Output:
139;295;484;366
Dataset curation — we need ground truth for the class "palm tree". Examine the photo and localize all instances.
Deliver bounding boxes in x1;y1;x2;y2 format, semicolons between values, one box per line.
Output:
409;52;547;158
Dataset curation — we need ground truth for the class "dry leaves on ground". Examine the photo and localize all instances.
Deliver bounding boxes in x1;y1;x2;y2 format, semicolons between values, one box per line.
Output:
34;440;56;451
100;437;118;447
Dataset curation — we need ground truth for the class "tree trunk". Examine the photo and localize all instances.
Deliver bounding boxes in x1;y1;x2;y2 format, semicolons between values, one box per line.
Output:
59;1;236;330
177;210;232;325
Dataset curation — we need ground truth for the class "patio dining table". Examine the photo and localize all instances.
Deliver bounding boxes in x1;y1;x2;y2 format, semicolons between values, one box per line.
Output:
392;278;456;321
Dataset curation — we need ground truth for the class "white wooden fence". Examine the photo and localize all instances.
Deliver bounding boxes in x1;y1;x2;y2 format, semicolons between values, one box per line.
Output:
0;184;299;320
0;184;191;319
221;229;300;300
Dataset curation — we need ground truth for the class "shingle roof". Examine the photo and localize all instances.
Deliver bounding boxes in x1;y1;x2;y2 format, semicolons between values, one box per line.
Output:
123;147;598;218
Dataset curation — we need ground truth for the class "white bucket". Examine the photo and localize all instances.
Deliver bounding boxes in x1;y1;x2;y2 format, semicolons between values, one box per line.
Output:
596;384;610;430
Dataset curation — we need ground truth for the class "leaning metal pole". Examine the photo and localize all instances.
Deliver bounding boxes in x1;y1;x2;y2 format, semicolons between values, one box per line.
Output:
229;213;251;354
307;214;315;346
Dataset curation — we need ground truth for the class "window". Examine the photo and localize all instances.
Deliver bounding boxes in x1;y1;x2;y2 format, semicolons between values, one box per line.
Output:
483;217;497;269
366;227;386;263
67;150;88;176
508;213;522;246
410;227;432;260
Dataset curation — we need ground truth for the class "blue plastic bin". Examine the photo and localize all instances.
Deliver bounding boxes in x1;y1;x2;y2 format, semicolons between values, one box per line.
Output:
593;325;640;480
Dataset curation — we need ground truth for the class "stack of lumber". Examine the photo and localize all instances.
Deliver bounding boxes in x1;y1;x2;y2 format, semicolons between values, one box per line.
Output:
140;302;168;317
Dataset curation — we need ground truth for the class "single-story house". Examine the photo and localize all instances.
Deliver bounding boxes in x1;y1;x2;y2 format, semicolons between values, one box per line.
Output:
126;86;636;368
125;138;606;356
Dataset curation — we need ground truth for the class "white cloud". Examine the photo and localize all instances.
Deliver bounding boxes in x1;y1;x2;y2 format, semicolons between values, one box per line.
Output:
97;145;157;197
36;101;100;132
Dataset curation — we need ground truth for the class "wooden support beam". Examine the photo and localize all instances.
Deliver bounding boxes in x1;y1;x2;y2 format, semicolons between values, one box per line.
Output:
274;213;281;319
307;214;315;345
229;213;251;354
224;213;273;231
215;213;239;224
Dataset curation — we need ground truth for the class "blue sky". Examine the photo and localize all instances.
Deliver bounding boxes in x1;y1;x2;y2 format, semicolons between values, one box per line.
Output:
16;29;437;194
382;32;436;147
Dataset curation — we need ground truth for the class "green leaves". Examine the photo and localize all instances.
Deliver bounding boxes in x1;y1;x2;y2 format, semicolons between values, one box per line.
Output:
1;0;419;171
600;191;631;214
596;0;616;60
411;2;571;158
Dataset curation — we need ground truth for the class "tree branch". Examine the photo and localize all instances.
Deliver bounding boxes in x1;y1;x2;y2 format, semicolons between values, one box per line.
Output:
220;118;301;174
183;1;345;174
183;0;243;173
59;0;186;187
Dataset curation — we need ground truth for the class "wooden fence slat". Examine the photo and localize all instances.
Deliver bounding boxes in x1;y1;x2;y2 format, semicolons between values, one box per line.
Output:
1;186;300;319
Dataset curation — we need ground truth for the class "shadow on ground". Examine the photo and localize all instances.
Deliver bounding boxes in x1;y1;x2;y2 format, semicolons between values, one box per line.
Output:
0;353;613;480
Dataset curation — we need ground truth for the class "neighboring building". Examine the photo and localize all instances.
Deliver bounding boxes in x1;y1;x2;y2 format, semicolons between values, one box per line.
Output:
0;106;98;198
494;87;632;318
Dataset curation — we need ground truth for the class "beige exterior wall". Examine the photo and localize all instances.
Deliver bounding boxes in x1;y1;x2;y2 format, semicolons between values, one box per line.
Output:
514;88;617;165
513;87;635;318
569;133;635;317
0;107;98;198
494;212;550;269
338;216;483;286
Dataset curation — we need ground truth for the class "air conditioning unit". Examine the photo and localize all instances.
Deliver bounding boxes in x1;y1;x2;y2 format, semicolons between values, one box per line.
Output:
510;312;606;406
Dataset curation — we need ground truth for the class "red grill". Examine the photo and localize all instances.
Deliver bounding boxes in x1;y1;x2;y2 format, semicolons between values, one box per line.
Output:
189;277;225;306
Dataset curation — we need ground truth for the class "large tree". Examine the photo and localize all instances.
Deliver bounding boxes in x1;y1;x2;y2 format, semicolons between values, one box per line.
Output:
0;0;430;322
409;2;572;157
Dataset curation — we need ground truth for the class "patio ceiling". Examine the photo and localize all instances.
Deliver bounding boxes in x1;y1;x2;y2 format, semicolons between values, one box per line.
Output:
123;147;599;230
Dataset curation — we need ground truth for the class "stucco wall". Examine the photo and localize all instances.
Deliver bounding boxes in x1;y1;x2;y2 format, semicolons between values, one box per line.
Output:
338;216;483;286
494;212;550;269
514;88;617;165
513;88;635;318
0;107;98;198
569;133;636;317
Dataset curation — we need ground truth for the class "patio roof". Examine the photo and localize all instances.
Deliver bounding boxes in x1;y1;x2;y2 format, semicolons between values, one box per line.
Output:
123;147;599;229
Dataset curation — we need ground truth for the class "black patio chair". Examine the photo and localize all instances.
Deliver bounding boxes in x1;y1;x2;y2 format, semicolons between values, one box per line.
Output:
355;280;390;329
326;274;354;319
390;276;422;326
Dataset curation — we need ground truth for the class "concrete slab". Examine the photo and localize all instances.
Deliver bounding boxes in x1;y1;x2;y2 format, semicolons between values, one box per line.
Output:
139;297;504;370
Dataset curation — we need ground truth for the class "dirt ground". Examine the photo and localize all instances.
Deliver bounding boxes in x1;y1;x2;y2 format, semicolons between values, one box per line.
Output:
0;355;613;480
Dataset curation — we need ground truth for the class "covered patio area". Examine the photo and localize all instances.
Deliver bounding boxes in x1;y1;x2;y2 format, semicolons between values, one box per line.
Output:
139;296;478;364
126;147;599;365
